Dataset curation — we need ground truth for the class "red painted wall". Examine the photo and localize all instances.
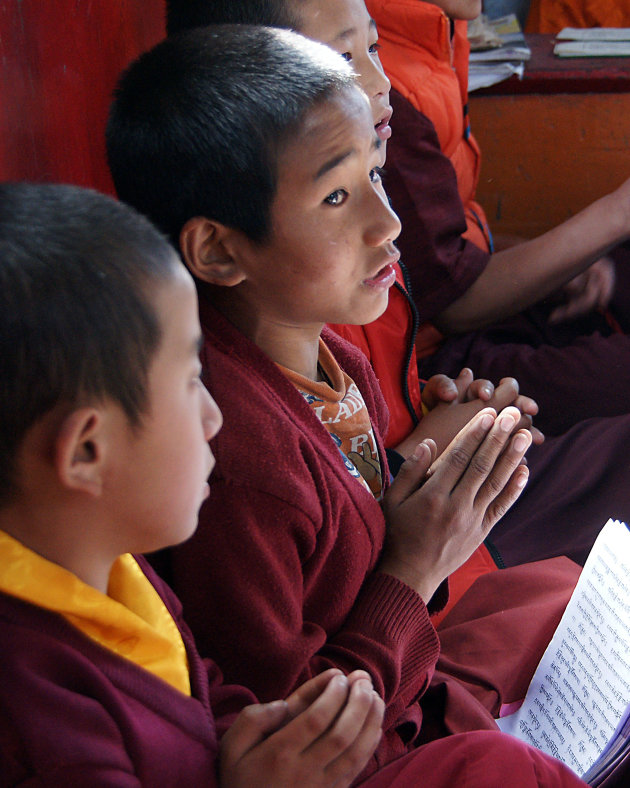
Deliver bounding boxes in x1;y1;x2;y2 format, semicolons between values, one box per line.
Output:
0;0;165;194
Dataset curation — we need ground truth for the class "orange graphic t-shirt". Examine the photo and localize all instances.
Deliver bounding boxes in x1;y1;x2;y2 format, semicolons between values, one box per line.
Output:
279;340;383;500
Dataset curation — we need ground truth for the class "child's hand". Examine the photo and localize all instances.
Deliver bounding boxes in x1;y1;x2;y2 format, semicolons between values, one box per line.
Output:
219;669;384;788
381;407;531;604
549;256;615;324
420;368;494;410
396;374;542;459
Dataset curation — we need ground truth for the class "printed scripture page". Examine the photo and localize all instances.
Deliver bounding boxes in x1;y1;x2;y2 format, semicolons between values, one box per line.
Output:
497;519;630;778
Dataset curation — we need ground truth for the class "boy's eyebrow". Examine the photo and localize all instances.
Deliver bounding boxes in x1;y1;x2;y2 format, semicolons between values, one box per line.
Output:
315;134;381;181
313;134;382;181
331;17;377;44
315;149;354;180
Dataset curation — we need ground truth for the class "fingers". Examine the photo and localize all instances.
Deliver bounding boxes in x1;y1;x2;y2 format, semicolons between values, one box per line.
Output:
318;680;385;785
431;405;532;501
512;390;538;417
549;258;616;323
443;409;531;534
345;670;373;687
549;289;598;324
284;669;344;719
427;407;500;489
462;370;494;402
489;377;519;410
383;439;436;510
476;430;531;533
219;675;384;787
276;674;356;754
421;373;458;409
220;699;290;769
305;679;384;786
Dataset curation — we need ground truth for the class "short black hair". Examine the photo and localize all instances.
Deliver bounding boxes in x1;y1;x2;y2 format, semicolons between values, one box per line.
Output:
165;0;301;36
0;182;178;504
106;24;355;245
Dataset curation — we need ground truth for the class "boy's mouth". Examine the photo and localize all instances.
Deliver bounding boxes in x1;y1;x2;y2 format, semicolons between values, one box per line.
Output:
375;107;392;141
364;262;397;289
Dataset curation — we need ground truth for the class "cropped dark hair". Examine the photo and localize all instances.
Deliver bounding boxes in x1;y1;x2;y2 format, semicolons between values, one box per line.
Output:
0;182;177;503
166;0;302;35
106;24;354;245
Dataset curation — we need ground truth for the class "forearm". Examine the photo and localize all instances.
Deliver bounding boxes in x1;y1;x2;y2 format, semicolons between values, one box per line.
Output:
435;187;630;334
176;484;438;714
319;571;439;711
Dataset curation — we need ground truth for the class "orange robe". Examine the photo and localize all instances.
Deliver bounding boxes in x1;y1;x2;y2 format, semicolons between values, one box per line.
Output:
526;0;630;34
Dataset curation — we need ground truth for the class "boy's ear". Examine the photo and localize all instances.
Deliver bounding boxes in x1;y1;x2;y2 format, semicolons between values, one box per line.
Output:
54;408;108;497
179;217;247;287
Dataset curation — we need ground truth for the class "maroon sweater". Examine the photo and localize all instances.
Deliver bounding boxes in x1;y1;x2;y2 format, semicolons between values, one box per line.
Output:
160;295;446;772
0;557;255;786
0;558;592;788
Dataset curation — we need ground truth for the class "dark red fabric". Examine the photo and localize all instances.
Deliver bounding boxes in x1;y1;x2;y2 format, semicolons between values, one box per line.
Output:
360;730;588;787
161;294;439;772
0;557;255;786
381;90;490;327
486;412;630;567
432;557;580;720
0;560;590;788
417;274;630;437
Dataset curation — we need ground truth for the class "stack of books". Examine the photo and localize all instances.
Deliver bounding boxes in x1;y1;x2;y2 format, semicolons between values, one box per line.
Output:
468;14;531;92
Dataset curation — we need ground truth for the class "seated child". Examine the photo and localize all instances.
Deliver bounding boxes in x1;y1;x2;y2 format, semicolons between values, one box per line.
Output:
361;0;630;437
161;0;544;619
0;182;588;788
0;180;391;787
105;23;630;779
164;0;540;457
160;0;630;584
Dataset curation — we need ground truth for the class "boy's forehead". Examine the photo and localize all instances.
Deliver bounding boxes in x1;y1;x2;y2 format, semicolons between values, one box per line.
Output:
152;258;200;348
279;87;376;177
298;0;374;41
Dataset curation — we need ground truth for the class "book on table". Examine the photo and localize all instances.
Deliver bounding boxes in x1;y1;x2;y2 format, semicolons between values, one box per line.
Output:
496;519;630;785
554;28;630;58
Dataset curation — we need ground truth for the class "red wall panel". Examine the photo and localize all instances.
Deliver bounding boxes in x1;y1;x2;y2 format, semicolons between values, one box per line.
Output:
0;0;165;194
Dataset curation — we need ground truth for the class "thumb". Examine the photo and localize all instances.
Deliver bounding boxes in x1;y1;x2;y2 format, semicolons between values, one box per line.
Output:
384;439;435;509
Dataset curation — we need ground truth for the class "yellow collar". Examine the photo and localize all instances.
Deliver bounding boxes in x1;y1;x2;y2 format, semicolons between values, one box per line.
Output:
0;530;190;695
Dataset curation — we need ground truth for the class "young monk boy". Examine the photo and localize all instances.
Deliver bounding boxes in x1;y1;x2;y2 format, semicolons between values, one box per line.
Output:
364;0;630;437
104;24;620;783
161;0;630;598
164;0;542;460
161;0;547;622
0;181;389;787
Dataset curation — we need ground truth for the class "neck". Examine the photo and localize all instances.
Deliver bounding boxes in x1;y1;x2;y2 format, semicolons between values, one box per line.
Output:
208;289;324;380
0;499;116;595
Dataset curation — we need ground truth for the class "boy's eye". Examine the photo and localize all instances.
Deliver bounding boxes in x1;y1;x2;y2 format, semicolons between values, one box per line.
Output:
369;166;384;184
324;188;348;206
369;42;381;55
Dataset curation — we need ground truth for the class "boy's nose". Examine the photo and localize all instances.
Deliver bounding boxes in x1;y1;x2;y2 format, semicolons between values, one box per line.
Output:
365;56;390;99
365;189;401;247
202;386;223;442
